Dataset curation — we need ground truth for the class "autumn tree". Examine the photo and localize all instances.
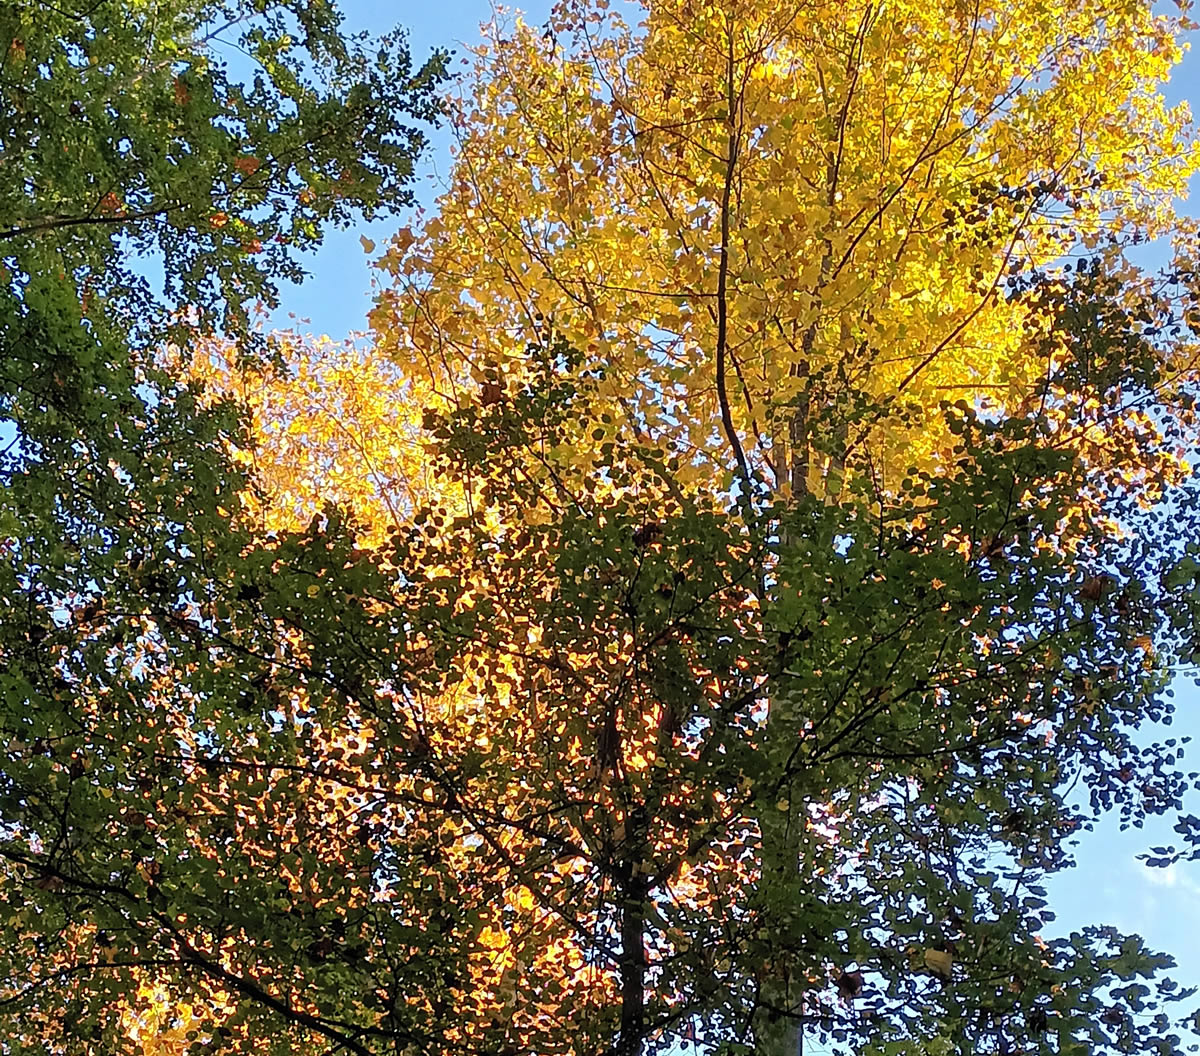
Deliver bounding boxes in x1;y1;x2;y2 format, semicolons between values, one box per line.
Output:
170;0;1200;1050
9;1;1200;1056
179;0;1200;1036
352;0;1200;1051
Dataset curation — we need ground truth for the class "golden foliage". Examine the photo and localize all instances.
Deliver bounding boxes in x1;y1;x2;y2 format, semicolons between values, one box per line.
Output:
159;0;1200;1051
372;0;1196;492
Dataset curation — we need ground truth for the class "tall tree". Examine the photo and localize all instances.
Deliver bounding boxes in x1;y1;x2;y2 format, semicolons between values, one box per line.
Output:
0;0;445;1051
11;1;1200;1055
190;258;1200;1056
356;0;1200;1052
183;0;1200;1050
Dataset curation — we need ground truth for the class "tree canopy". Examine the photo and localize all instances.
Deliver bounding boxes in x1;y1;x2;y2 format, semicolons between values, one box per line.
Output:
374;0;1197;492
0;0;444;1050
5;1;1200;1055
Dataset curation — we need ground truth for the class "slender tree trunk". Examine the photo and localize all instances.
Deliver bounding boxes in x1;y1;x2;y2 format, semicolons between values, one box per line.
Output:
617;873;647;1055
788;366;812;500
754;793;804;1055
751;399;810;1056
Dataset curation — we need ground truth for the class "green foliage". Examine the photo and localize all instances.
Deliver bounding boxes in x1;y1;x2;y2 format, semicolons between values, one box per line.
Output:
0;0;444;340
0;0;445;1051
1;4;1199;1056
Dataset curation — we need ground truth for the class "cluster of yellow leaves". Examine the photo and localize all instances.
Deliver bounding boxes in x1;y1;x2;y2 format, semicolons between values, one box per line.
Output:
0;907;238;1056
185;335;454;545
120;978;236;1056
371;0;1196;493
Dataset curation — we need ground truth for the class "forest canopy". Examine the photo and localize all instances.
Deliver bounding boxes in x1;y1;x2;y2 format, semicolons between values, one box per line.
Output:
3;1;1200;1055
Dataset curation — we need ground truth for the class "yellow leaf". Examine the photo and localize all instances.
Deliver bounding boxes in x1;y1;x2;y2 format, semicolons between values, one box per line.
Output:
923;949;953;980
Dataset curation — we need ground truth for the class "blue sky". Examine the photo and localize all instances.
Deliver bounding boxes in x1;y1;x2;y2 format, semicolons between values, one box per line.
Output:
261;0;551;339
262;0;1200;1002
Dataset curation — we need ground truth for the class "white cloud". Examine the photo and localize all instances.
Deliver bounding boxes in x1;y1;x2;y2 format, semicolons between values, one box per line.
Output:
1143;863;1180;888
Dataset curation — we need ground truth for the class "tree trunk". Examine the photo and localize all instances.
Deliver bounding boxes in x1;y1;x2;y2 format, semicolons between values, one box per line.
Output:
617;874;647;1056
752;400;810;1056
